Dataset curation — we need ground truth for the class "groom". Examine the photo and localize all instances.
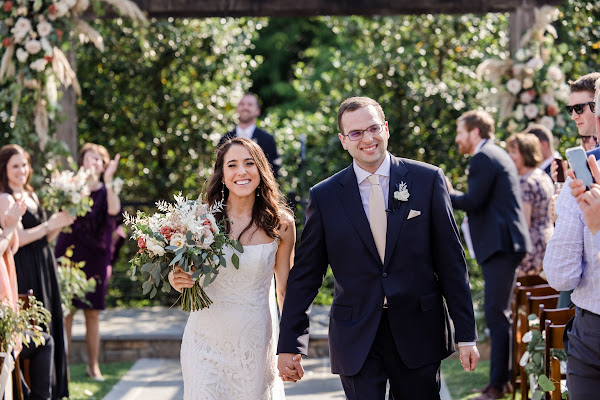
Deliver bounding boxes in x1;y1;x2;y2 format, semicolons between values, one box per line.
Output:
277;96;479;399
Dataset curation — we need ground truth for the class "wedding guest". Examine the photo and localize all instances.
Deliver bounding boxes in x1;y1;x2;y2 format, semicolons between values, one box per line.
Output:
55;143;122;382
0;199;54;400
568;73;600;151
546;73;600;309
0;144;74;399
548;80;600;398
524;124;561;180
447;110;530;399
506;133;554;277
219;93;281;178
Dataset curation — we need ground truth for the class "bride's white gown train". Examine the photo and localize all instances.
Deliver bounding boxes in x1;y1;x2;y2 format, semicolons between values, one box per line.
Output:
180;240;285;400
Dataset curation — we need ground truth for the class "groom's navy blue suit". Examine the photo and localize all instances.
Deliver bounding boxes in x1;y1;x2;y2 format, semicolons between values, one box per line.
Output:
278;154;477;396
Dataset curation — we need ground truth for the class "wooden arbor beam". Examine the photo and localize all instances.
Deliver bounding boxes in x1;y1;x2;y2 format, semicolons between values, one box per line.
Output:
132;0;562;18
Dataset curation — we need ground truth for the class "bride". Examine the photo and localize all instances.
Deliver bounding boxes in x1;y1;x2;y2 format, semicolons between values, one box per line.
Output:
169;137;295;399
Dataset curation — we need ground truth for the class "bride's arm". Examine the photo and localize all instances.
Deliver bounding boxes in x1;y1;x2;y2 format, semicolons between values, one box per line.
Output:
273;211;296;314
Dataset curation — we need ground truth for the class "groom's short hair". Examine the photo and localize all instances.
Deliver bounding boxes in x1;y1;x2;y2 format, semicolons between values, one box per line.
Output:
338;97;386;133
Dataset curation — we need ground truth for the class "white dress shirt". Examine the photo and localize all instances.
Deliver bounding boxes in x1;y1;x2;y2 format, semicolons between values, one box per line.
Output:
353;153;391;221
235;123;256;139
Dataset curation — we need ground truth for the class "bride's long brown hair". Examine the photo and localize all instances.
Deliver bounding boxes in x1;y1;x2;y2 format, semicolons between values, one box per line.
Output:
205;138;290;240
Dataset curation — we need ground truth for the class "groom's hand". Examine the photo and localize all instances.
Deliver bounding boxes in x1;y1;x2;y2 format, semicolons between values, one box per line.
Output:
458;345;480;372
277;353;304;382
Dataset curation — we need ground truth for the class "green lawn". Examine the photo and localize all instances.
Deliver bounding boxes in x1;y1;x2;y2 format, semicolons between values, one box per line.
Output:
441;359;521;400
68;361;134;400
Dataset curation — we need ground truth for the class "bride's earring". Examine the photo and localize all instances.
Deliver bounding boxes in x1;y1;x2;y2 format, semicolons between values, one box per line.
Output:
221;182;225;199
256;186;260;197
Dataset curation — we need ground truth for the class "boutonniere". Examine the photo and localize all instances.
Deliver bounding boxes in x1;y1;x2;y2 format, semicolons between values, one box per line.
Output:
393;181;410;202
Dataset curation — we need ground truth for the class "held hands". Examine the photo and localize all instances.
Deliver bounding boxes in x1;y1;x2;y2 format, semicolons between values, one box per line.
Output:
168;266;196;293
277;353;304;383
458;345;480;372
103;154;120;186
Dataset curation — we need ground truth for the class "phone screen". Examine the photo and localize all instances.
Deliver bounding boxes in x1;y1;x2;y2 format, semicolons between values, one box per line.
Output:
566;147;594;189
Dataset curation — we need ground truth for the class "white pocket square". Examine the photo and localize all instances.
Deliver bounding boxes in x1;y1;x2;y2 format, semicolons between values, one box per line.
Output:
407;210;421;220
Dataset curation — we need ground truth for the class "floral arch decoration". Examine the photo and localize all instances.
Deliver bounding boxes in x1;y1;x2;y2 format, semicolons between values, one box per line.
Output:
0;0;146;149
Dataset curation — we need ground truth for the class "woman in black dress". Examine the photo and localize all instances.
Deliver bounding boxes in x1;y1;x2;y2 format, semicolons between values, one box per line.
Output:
0;144;74;399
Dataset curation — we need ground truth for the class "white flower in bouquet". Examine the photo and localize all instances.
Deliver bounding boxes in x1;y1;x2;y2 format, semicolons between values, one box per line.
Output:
524;104;539;120
25;39;42;55
522;77;534;90
70;192;81;204
506;79;522;95
169;233;186;249
146;237;165;257
11;17;32;43
53;2;70;18
547;65;563;82
29;58;48;72
37;21;53;38
196;228;215;249
540;116;555;131
65;0;78;8
16;48;29;63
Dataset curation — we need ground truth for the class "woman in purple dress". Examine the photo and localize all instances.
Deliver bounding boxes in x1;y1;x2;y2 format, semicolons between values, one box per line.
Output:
55;143;122;381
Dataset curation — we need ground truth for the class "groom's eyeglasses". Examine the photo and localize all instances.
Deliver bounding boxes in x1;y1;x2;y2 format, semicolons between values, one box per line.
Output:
342;124;385;141
566;102;596;115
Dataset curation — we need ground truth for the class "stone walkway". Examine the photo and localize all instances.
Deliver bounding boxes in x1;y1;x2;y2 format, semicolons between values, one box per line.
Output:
71;306;451;399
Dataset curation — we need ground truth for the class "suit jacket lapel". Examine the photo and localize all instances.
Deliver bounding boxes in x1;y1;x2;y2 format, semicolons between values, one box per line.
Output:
338;166;381;263
384;156;411;266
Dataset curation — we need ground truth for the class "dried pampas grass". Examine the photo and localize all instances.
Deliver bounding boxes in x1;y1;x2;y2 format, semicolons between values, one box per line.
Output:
100;0;147;22
34;96;49;149
51;47;81;96
0;43;16;82
75;19;104;51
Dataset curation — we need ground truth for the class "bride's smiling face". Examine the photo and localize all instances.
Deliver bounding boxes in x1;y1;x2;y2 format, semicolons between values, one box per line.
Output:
222;144;260;199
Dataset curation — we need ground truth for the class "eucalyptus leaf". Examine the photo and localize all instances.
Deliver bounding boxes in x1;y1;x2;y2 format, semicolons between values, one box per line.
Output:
537;374;556;391
150;287;158;298
232;253;240;269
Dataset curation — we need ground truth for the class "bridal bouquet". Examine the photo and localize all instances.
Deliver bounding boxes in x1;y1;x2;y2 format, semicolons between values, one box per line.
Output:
42;169;93;217
124;193;243;312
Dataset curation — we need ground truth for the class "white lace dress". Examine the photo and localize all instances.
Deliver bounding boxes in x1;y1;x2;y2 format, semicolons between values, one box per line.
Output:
180;240;285;400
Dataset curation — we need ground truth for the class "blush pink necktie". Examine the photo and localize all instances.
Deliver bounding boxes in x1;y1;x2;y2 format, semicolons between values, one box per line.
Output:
367;175;387;262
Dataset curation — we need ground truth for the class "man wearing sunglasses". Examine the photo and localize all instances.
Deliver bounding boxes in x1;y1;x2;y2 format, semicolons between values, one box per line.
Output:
545;78;600;398
567;73;600;151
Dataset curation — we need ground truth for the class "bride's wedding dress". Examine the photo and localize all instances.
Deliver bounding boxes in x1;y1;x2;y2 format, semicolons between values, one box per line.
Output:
180;240;285;399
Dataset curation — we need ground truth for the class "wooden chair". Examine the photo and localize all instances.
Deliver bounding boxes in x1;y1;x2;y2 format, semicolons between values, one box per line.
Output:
517;292;560;398
545;321;569;400
517;275;548;288
511;284;558;399
539;306;575;334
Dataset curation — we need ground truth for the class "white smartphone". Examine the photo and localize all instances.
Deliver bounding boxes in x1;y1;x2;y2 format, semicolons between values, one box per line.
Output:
566;146;594;189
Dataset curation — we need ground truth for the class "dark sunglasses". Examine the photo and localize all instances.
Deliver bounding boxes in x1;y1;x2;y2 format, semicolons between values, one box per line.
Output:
566;102;596;115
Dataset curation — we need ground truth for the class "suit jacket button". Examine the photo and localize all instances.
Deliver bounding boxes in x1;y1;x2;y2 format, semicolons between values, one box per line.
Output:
383;272;387;278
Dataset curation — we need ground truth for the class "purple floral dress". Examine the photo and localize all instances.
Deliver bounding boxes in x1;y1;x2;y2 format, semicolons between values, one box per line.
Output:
517;169;554;277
